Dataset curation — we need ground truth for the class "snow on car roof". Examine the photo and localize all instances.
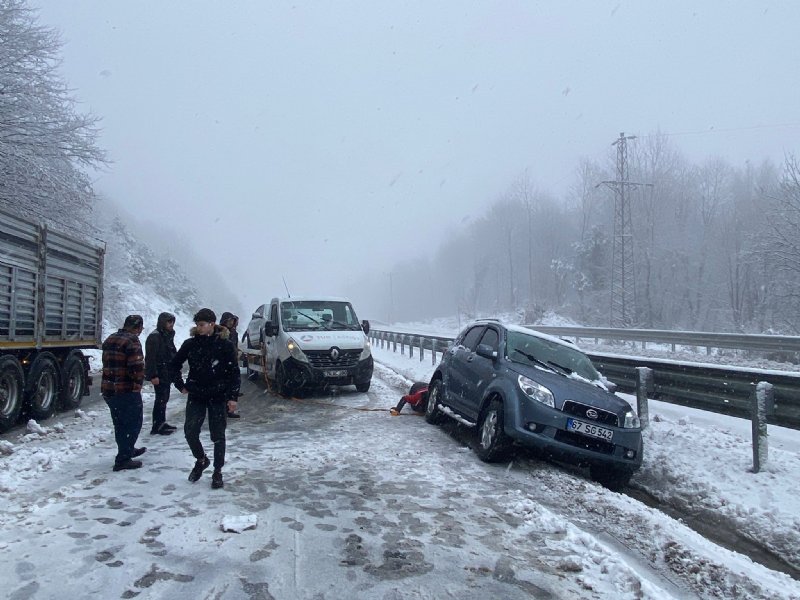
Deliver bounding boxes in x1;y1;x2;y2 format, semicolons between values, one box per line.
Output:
502;322;581;350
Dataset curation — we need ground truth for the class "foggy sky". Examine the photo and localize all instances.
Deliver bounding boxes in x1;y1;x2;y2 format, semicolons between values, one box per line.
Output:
33;1;800;320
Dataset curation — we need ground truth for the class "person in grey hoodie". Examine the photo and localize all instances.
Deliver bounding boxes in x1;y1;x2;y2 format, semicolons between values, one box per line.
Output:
145;312;179;435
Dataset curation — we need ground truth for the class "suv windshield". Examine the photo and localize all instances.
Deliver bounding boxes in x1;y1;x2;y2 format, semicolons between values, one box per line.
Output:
280;301;361;332
506;330;600;382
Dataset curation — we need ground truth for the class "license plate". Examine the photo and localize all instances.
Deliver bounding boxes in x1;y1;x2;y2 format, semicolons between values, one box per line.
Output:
324;370;348;378
566;418;614;441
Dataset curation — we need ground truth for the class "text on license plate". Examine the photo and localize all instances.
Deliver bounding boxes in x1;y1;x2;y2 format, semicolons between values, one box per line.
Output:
566;418;614;441
324;370;348;378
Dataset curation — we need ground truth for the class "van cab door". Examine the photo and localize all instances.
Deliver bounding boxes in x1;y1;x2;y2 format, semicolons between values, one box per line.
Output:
264;302;280;378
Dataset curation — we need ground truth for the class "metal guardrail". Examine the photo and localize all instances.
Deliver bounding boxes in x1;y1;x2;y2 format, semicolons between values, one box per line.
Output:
370;328;800;430
525;325;800;354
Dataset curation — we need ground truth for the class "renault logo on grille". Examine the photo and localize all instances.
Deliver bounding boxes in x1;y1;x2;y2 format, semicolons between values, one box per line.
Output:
585;408;599;420
330;347;340;360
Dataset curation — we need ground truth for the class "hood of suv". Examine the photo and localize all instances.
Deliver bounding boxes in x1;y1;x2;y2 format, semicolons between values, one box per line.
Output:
507;362;631;415
291;331;366;351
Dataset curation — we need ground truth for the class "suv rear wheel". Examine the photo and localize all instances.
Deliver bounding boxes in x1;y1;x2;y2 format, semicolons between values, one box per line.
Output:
475;398;511;462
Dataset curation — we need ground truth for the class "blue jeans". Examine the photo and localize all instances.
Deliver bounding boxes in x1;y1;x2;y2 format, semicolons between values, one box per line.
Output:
105;392;143;466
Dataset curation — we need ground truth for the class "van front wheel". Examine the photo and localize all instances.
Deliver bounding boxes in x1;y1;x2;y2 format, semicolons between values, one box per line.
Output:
275;362;292;397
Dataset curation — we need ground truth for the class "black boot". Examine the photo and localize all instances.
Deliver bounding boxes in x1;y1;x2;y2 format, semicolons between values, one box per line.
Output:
188;456;210;482
211;469;223;489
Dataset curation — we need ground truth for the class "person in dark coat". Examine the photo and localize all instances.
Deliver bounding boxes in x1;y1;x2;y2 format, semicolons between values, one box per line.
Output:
171;308;240;489
102;314;147;471
145;311;178;435
220;311;243;415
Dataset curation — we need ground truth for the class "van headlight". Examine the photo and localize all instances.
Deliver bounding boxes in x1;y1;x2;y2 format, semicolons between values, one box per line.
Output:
623;410;640;428
360;338;372;360
518;375;554;408
286;338;308;362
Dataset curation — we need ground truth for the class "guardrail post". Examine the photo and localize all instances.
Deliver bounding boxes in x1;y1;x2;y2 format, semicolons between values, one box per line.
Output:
751;381;773;473
392;333;397;353
399;335;404;356
409;336;414;359
431;339;437;365
420;337;425;362
635;367;652;430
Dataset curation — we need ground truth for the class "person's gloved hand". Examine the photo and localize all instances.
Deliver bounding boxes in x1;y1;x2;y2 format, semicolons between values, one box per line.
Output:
389;408;399;416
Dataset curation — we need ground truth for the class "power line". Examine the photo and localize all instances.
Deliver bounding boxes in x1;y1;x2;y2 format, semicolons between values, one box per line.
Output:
637;122;800;139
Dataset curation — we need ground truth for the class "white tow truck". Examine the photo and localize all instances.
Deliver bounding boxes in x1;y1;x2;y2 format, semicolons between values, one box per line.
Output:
240;296;372;396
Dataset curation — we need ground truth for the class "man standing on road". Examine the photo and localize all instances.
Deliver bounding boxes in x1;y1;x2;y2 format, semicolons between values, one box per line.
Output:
145;312;179;435
102;314;147;472
171;308;240;489
220;311;243;416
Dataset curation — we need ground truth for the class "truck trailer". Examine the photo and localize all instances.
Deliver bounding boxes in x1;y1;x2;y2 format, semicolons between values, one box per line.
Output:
0;206;104;432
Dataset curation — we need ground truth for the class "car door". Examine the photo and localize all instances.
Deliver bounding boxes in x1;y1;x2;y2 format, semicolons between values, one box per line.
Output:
264;302;279;378
459;326;501;420
446;325;485;413
247;305;265;345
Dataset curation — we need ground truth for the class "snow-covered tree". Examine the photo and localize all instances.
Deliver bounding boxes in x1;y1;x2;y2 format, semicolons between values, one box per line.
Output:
0;0;105;223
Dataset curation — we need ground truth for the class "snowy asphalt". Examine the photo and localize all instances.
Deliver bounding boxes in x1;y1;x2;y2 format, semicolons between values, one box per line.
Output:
1;367;798;599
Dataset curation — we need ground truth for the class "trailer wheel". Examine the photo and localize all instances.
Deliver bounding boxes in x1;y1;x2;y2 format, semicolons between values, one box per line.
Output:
0;356;25;432
26;352;60;421
60;352;86;410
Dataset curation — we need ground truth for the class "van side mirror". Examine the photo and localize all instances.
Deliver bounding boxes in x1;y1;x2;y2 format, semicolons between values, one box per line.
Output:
252;312;260;320
361;320;370;335
476;343;497;360
264;322;278;337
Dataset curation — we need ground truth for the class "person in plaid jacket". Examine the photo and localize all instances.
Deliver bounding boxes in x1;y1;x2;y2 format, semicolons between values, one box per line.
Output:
102;314;147;471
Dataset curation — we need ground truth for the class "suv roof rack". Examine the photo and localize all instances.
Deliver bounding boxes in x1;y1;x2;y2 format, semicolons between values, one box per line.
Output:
475;318;501;322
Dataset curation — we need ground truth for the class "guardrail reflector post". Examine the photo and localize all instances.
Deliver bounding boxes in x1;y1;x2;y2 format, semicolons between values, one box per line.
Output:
635;366;652;430
431;339;437;365
751;381;772;473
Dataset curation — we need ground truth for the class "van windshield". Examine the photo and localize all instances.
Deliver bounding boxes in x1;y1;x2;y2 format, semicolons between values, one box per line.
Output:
280;301;362;332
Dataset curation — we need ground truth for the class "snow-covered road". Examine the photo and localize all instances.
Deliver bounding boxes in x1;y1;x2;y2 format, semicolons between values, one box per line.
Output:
0;357;798;599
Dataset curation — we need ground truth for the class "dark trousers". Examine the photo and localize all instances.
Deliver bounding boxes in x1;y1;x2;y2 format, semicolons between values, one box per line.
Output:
151;382;171;431
184;396;227;470
105;392;143;466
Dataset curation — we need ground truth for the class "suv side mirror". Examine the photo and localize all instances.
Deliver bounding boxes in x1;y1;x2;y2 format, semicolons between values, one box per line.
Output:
476;343;497;360
361;320;370;335
252;312;261;320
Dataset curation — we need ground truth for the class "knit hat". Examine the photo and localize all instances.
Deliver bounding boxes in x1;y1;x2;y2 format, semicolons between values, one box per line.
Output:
193;308;217;323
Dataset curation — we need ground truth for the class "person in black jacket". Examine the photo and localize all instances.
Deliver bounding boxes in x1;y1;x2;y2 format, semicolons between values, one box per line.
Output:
220;311;243;416
145;312;178;435
171;308;240;489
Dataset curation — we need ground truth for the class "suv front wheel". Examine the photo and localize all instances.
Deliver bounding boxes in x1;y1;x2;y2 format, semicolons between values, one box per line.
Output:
475;398;511;462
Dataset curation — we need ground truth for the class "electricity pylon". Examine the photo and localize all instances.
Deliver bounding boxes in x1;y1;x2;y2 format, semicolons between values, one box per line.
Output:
598;133;652;328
